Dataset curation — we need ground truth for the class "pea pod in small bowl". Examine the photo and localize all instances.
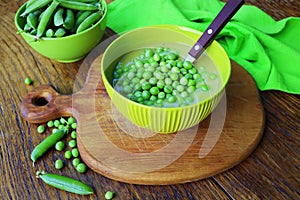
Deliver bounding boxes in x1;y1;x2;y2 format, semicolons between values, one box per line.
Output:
14;0;107;63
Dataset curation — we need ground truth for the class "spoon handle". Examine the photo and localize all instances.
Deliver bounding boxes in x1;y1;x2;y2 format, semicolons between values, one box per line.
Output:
188;0;244;60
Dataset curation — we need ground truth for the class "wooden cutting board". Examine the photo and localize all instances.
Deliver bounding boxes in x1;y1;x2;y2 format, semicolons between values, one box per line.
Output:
21;53;264;185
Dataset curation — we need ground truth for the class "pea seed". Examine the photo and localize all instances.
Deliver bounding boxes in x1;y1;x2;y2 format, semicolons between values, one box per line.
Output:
37;125;45;134
54;120;60;127
47;120;54;128
55;141;65;151
105;191;114;200
72;148;79;157
76;163;87;173
24;77;32;85
55;159;64;170
71;123;77;129
64;150;72;159
68;139;76;148
71;131;76;139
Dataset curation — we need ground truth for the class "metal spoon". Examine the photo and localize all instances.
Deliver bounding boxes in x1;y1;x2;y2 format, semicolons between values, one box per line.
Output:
185;0;245;63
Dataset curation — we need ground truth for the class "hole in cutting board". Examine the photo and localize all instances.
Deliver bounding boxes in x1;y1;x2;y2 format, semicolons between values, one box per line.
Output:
31;95;49;106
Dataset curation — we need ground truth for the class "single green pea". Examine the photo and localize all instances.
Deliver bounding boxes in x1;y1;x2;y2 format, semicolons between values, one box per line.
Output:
183;61;193;69
142;71;152;80
141;82;151;90
167;95;177;103
131;77;140;84
122;85;133;94
47;120;54;128
76;163;87;173
165;78;172;85
105;191;114;200
58;124;65;130
158;92;166;99
149;77;157;85
134;60;143;67
149;87;159;95
187;86;196;93
64;150;72;159
180;91;188;98
71;148;79;157
188;67;197;75
153;53;161;61
164;85;173;94
71;131;76;139
72;158;80;167
54;120;60;127
55;141;65;151
142;90;150;100
149;95;157;101
71;123;77;129
185;73;193;80
180;77;188;86
24;77;32;85
37;125;45;134
144;48;154;58
55;159;64;170
172;81;179;88
157;80;165;89
188;79;196;86
171;67;180;73
68;139;76;148
176;85;185;92
169;73;179;81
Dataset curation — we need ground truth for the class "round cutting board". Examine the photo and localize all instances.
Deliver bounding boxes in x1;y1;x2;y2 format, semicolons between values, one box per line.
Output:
21;54;264;185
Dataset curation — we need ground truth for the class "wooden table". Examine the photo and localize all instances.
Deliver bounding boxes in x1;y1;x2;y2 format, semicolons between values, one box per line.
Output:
1;0;299;199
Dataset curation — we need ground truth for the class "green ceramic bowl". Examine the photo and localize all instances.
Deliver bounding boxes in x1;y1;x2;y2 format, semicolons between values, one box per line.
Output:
102;25;231;133
14;0;107;63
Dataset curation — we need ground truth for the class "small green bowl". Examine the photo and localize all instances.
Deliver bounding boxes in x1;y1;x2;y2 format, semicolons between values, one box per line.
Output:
15;0;107;63
102;25;231;133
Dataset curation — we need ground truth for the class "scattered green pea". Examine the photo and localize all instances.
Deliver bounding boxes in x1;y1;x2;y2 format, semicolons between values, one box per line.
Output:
68;139;76;148
71;123;77;129
47;120;54;128
24;77;32;85
55;159;64;170
105;191;114;200
37;125;45;134
64;150;72;159
71;131;77;139
76;163;87;173
55;141;65;151
67;117;76;125
71;148;79;157
54;120;60;127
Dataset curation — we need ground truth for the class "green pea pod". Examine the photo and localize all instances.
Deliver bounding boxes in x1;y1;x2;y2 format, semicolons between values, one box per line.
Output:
55;0;99;11
36;171;94;195
54;27;67;37
21;0;52;17
26;13;38;29
76;11;102;33
71;10;92;33
53;7;64;26
30;128;67;163
36;1;60;39
63;9;75;30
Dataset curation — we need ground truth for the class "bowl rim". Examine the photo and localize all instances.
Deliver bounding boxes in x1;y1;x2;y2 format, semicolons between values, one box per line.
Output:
101;25;231;111
14;0;107;41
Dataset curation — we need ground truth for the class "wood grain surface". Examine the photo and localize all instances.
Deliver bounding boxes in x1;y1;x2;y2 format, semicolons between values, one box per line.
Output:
1;0;299;199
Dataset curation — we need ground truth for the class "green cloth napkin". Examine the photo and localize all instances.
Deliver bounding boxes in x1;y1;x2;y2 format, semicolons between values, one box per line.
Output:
107;0;300;94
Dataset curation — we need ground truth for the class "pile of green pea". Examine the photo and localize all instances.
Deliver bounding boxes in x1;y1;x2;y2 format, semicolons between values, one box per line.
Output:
113;47;218;107
20;0;105;39
34;117;88;173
